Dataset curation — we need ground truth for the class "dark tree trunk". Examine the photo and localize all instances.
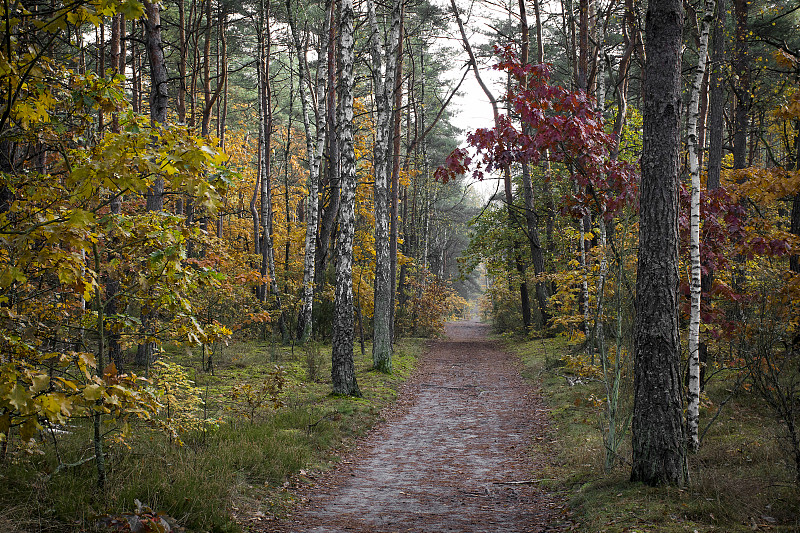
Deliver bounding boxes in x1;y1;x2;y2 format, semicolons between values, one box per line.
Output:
790;128;800;273
630;0;687;487
137;0;169;368
732;0;749;171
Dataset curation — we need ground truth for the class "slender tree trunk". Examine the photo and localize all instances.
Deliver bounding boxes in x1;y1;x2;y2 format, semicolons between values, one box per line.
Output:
368;0;402;372
732;0;749;171
630;0;687;487
137;0;168;368
331;0;361;397
315;13;340;290
518;0;550;328
177;0;187;123
257;0;288;341
143;0;167;212
288;0;331;342
389;8;405;344
791;127;800;273
451;0;532;330
687;0;715;454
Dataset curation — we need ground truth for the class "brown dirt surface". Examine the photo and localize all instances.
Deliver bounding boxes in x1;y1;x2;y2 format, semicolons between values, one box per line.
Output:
260;320;572;532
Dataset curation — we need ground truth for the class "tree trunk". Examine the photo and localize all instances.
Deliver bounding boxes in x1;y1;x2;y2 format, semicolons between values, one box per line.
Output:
368;0;402;373
518;0;550;327
143;0;167;212
289;0;331;342
257;0;288;341
331;0;361;397
315;15;340;290
687;0;715;454
451;0;532;330
389;8;404;344
630;0;687;486
137;0;169;368
732;0;749;171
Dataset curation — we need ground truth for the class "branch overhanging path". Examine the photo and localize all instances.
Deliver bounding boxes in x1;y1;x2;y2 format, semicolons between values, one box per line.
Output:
266;321;572;532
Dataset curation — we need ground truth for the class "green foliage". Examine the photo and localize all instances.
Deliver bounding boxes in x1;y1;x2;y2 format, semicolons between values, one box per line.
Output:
0;338;424;530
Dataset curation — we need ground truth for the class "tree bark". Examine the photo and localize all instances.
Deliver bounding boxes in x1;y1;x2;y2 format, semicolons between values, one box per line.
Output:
142;0;167;212
732;0;749;171
257;0;288;341
315;12;340;290
687;0;715;454
518;0;550;327
368;0;402;372
331;0;361;397
289;0;331;342
137;0;168;368
630;0;687;486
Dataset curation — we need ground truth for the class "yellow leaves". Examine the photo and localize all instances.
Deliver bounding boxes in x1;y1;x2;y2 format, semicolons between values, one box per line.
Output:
773;91;800;121
6;382;30;411
118;0;145;19
84;384;103;401
0;266;27;288
730;168;800;204
39;393;72;423
30;373;49;393
13;99;50;129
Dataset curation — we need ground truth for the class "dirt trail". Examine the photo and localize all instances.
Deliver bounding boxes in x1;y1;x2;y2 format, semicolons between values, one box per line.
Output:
271;320;571;532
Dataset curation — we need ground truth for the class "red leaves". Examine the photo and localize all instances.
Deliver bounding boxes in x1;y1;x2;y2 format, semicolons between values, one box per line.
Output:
434;148;472;184
436;45;638;220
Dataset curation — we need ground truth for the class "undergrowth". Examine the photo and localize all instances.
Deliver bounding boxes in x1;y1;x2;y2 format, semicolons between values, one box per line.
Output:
0;338;424;532
510;335;800;533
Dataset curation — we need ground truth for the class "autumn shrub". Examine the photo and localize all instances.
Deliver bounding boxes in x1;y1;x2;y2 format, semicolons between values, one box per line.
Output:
228;367;286;423
730;270;800;484
149;360;220;441
399;269;468;337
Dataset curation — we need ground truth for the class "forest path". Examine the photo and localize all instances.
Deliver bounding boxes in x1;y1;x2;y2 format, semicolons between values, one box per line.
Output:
268;320;571;532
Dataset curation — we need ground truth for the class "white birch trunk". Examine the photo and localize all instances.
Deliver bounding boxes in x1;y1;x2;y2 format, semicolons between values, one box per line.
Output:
687;0;715;454
331;0;361;397
288;0;329;342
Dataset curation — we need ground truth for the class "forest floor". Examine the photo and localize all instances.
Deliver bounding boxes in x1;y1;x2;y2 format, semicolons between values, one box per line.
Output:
257;320;573;533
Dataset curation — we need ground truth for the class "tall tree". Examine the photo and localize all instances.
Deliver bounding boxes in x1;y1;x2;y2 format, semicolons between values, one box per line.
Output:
630;0;687;486
732;0;749;170
331;0;361;397
686;0;715;454
256;0;288;341
288;0;332;342
450;0;533;330
517;0;550;327
137;0;169;368
368;0;402;372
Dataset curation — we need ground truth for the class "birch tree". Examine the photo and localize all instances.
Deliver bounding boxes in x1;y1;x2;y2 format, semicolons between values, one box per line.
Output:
687;0;715;454
368;0;402;373
288;0;331;342
331;0;361;397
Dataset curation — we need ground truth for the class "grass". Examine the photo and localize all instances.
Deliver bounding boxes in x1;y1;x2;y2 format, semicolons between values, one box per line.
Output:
0;337;425;532
508;335;800;533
